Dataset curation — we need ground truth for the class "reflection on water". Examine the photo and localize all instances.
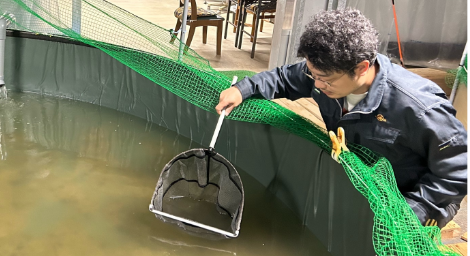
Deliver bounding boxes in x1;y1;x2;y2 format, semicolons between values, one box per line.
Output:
0;92;331;256
0;94;20;160
0;86;7;100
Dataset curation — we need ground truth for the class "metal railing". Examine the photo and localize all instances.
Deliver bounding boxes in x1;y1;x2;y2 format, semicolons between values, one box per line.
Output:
0;16;9;87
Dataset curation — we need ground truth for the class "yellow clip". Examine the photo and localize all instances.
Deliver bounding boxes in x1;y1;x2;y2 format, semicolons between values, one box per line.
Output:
425;219;437;227
329;127;349;163
376;114;387;122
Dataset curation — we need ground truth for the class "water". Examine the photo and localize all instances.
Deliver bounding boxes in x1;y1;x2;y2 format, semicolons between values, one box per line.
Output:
0;86;7;100
161;187;235;233
0;92;331;256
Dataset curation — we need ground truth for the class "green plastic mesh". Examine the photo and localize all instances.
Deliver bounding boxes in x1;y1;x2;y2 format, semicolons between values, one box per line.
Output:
445;55;467;89
339;151;459;256
0;1;460;255
220;70;258;82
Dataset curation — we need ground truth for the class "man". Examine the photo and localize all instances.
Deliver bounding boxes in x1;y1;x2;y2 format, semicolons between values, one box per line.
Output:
215;8;467;228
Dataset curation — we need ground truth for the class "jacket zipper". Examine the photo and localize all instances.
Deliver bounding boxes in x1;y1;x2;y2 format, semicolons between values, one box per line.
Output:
335;99;343;118
336;98;375;120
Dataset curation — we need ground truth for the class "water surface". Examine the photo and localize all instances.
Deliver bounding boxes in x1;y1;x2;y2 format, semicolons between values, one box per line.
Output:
0;92;330;256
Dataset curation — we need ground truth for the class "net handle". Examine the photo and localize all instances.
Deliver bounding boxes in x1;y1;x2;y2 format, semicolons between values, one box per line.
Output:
209;76;238;149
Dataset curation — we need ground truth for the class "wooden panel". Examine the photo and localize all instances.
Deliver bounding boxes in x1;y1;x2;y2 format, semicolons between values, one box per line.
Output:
462;232;468;242
453;83;467;130
408;68;451;96
441;220;461;240
272;98;326;130
296;98;325;126
446;243;467;256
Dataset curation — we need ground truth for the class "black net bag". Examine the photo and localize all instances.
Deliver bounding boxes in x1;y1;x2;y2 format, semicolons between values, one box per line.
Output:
149;147;244;238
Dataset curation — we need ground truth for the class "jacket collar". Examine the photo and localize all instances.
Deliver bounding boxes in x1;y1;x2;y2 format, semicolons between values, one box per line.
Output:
345;54;388;116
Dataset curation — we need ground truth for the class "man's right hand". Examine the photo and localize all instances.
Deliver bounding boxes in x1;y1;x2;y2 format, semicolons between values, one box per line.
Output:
215;86;243;115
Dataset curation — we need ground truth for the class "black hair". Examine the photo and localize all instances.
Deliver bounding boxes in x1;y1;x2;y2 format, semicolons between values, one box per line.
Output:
297;8;379;77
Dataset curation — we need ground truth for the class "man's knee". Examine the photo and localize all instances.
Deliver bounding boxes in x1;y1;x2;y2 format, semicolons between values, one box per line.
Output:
406;197;460;229
435;203;460;229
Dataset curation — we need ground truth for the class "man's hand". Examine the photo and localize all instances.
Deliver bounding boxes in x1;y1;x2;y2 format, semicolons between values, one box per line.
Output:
215;86;243;115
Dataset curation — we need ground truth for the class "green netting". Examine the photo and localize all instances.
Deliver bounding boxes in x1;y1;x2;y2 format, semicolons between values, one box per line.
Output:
445;55;467;88
220;70;258;82
339;152;459;256
0;1;460;255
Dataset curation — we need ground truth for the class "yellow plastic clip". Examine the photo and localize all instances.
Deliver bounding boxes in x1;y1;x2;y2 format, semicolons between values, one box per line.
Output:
329;127;349;163
425;219;437;227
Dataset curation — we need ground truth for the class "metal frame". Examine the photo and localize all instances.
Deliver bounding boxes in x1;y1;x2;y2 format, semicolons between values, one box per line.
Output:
149;205;239;238
178;0;191;61
0;17;8;87
449;42;468;104
72;0;81;34
327;0;347;10
223;0;239;41
267;0;293;68
236;0;277;58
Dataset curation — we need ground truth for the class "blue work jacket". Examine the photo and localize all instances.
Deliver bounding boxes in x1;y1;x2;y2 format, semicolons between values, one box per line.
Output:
235;53;467;226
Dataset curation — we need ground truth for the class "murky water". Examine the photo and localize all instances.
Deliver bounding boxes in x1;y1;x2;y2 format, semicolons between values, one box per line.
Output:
0;86;7;100
0;92;331;256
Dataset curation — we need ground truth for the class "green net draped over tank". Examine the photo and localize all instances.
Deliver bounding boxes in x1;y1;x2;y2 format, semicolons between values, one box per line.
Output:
446;55;467;88
1;1;463;255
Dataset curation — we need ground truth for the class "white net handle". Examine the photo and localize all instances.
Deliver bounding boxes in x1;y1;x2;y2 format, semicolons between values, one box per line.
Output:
209;76;238;149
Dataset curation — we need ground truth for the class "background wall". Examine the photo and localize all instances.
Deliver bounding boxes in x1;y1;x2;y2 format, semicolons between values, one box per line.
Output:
269;0;467;69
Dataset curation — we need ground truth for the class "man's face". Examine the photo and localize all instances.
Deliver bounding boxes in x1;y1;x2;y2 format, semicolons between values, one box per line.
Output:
305;61;369;99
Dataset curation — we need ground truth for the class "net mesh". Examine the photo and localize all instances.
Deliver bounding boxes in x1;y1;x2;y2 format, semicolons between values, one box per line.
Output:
445;55;467;89
150;148;244;238
338;151;459;256
1;0;463;255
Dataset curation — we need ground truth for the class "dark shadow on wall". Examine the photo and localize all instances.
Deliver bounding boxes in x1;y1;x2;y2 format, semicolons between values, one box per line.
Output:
7;36;23;91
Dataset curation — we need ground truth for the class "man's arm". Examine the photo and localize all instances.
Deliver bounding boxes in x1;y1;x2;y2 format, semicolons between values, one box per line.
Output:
216;62;313;115
404;101;467;228
235;62;313;100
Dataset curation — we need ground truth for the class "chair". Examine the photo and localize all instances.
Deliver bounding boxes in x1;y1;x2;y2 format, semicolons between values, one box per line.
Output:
224;0;254;48
237;0;276;58
206;0;228;13
172;0;224;55
245;2;276;42
223;0;240;40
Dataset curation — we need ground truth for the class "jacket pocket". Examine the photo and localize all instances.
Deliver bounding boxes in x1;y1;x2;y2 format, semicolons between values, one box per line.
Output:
364;124;400;144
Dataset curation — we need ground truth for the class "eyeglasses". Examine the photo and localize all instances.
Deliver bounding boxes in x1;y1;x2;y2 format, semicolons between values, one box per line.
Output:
302;64;356;87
